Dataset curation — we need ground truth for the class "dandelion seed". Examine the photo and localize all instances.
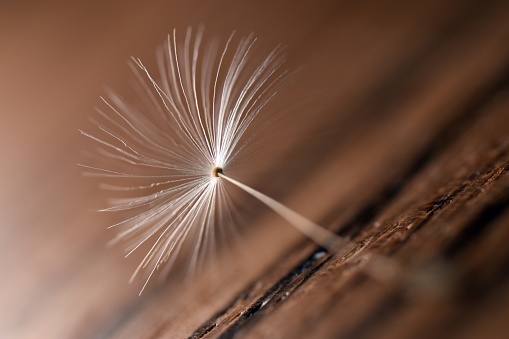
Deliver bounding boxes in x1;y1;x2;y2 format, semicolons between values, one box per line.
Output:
81;27;343;294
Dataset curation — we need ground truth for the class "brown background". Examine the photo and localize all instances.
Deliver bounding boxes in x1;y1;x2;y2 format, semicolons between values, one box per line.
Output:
1;0;509;338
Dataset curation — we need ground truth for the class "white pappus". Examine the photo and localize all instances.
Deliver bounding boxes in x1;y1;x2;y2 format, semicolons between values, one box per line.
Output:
80;27;341;294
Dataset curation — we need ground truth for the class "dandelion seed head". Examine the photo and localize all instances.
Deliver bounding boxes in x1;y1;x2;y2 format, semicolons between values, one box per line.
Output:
81;26;294;292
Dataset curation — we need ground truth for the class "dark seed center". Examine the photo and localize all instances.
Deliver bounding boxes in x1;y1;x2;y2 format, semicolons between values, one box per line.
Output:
211;167;223;177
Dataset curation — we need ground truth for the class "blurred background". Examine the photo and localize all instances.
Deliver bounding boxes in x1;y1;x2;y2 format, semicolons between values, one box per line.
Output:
1;0;509;338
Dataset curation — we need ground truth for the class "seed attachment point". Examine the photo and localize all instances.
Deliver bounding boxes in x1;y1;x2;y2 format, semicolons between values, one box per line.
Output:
211;167;223;178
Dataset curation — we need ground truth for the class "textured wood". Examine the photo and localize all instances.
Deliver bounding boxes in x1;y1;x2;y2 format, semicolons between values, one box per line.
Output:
1;1;509;338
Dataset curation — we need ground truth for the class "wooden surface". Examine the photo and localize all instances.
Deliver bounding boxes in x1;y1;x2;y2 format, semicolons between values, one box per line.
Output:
1;0;509;338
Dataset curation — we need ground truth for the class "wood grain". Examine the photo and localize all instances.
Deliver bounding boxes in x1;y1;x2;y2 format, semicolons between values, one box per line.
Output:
1;0;509;338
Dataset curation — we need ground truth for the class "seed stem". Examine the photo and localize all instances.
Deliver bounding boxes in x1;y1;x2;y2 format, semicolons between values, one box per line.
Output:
217;172;345;251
